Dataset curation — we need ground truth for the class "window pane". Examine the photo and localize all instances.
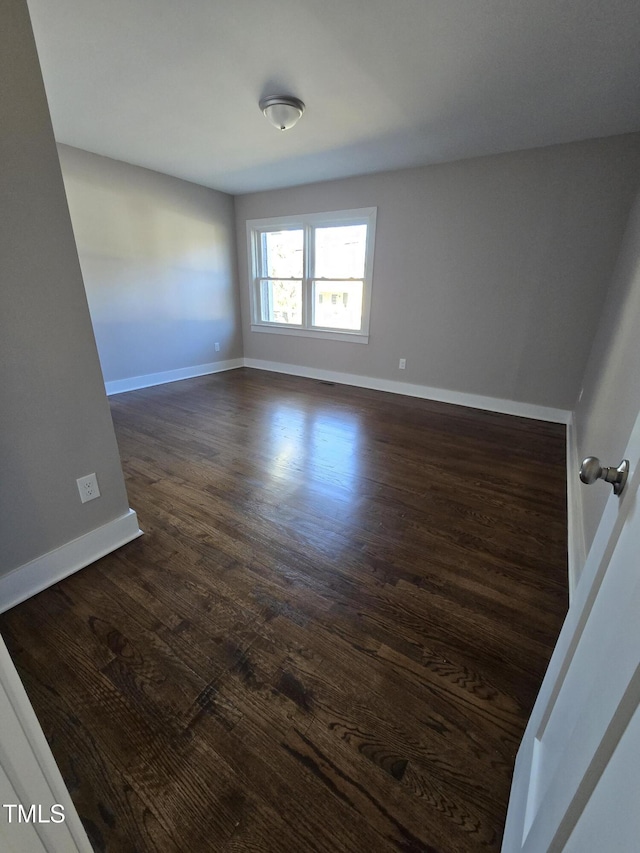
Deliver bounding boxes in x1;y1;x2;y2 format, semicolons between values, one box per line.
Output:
315;225;367;279
261;229;303;279
313;280;363;330
260;280;302;325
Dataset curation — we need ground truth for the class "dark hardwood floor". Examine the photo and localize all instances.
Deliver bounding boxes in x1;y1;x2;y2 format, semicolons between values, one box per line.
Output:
0;368;568;852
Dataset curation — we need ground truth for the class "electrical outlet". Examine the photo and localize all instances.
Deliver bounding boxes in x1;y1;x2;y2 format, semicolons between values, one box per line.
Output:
214;342;220;352
77;473;100;503
399;358;406;370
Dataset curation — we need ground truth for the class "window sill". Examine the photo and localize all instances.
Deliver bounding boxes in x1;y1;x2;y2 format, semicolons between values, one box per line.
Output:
250;324;369;344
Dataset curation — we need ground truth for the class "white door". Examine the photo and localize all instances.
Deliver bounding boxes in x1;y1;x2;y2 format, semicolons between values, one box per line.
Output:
502;408;640;852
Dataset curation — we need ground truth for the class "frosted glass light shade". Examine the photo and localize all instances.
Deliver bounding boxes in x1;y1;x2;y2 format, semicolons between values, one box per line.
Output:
259;96;305;131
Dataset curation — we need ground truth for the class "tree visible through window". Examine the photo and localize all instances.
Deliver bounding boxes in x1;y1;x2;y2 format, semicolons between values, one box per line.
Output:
259;228;303;324
247;208;376;342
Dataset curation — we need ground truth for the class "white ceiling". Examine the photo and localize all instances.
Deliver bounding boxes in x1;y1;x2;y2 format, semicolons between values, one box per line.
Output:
27;0;640;195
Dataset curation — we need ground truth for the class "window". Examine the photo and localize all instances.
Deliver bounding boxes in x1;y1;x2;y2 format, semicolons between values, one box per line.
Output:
246;207;377;343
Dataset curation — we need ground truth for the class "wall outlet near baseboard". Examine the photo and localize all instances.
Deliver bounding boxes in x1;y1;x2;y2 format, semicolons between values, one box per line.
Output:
214;342;220;352
399;358;406;370
77;473;100;503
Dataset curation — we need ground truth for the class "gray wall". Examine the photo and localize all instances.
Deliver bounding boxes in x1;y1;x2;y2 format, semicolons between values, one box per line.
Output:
0;0;131;575
574;187;640;552
236;135;640;410
57;144;242;384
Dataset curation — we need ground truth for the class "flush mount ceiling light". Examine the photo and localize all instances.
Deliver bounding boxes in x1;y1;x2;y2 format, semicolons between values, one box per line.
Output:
259;95;305;131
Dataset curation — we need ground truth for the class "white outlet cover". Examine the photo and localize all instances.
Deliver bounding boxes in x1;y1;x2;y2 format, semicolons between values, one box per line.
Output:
77;473;101;503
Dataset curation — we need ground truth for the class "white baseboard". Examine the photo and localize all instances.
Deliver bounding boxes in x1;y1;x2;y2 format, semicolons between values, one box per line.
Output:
0;509;142;614
243;358;572;424
105;358;244;396
565;416;586;601
103;354;571;424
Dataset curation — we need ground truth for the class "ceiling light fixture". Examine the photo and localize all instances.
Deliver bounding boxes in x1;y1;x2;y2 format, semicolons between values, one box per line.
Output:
259;95;305;131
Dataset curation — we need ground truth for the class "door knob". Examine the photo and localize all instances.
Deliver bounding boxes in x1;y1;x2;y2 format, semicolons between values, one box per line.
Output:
579;457;629;497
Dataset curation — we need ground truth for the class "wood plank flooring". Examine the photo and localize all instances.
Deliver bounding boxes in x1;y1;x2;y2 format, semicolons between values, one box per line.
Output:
0;369;568;852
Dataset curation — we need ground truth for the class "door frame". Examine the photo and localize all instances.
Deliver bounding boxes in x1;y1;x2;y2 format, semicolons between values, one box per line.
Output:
0;635;92;852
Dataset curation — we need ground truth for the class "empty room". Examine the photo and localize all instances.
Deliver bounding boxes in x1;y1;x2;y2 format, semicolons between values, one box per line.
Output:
1;0;640;851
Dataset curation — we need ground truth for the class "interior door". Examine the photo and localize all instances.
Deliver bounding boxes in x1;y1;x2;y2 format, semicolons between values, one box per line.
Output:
501;407;640;852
